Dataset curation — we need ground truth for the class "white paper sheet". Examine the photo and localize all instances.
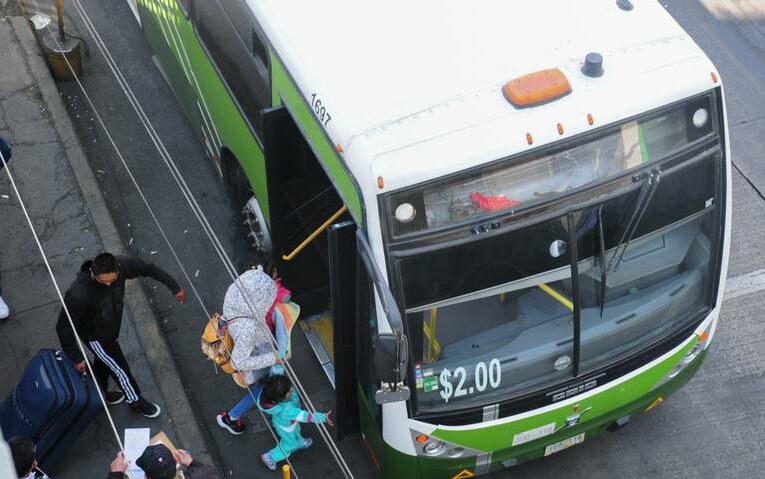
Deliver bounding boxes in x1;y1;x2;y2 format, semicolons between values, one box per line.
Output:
124;428;151;474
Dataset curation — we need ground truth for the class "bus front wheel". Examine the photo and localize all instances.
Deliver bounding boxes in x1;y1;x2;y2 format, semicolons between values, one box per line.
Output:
222;152;273;256
222;151;251;209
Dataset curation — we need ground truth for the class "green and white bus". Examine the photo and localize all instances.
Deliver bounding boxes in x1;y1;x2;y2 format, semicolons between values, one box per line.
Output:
135;0;730;477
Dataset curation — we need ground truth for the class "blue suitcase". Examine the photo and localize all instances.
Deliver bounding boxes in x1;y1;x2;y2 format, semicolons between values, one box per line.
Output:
0;349;102;471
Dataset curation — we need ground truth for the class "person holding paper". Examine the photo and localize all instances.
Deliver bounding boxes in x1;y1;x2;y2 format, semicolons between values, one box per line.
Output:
108;445;220;479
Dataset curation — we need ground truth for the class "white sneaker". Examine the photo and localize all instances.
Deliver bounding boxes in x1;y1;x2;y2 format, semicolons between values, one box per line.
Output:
261;452;277;471
0;295;9;320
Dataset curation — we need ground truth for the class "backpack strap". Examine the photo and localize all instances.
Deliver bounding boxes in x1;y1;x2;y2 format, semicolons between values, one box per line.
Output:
219;315;251;327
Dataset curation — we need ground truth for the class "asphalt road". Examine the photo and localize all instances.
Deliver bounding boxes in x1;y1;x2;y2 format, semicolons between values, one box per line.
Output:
33;0;765;477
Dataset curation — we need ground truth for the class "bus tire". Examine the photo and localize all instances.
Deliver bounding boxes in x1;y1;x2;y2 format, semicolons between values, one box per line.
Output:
221;150;273;256
221;150;251;209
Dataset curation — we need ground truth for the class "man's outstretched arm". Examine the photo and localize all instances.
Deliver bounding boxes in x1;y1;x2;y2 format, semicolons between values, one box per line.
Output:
119;255;185;303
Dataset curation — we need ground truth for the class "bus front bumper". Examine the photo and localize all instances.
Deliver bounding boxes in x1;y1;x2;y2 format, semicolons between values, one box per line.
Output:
412;348;708;479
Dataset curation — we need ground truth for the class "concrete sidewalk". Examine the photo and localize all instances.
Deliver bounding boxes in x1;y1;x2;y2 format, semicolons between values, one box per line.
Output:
0;6;211;478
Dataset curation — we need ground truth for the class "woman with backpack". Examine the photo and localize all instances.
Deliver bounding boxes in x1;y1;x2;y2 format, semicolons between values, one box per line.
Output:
215;265;279;435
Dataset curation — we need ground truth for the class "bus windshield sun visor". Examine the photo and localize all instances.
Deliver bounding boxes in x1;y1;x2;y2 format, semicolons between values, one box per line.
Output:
384;92;716;239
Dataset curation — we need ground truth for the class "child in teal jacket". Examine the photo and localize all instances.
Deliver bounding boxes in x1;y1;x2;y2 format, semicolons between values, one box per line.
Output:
257;375;333;470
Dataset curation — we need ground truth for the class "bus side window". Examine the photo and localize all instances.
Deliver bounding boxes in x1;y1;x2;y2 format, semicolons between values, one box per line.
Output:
356;257;380;424
194;0;270;137
219;0;270;77
251;29;269;70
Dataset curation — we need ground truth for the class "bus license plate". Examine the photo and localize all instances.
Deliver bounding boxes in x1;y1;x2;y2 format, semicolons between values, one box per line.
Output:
544;433;585;456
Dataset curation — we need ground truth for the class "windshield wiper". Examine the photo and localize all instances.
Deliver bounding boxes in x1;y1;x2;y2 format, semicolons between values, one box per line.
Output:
597;205;606;317
607;169;662;273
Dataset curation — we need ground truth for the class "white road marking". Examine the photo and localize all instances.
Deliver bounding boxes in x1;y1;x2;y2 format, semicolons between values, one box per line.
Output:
699;0;765;21
725;268;765;301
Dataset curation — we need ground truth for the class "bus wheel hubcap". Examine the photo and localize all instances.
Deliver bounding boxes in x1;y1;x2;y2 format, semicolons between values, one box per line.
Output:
243;197;273;256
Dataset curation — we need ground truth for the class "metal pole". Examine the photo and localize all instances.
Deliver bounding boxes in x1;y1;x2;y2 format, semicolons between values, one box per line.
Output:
281;464;291;479
56;0;66;42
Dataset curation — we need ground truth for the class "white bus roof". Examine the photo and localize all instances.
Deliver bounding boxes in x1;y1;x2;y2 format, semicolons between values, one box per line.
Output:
250;0;720;195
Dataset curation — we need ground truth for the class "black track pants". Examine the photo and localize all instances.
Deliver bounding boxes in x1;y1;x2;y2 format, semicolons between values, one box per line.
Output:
87;339;142;403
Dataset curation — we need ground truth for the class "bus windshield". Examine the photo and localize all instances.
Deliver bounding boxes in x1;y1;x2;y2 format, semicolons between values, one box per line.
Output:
392;95;722;412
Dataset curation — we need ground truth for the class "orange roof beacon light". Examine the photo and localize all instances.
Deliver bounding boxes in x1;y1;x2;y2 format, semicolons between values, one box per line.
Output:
502;69;572;108
711;71;719;84
526;133;534;145
587;113;595;126
377;176;385;189
557;123;565;135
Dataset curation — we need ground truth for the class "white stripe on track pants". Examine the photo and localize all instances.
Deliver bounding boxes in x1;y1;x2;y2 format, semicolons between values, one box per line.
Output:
88;339;141;403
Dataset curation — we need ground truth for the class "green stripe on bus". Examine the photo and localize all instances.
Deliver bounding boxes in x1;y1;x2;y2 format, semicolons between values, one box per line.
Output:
270;53;364;224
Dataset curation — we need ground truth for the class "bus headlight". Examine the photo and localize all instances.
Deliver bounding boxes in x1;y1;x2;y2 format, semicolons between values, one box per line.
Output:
681;343;703;365
692;108;709;128
410;431;483;459
666;364;684;379
447;447;465;458
655;324;712;387
395;202;417;223
422;440;447;456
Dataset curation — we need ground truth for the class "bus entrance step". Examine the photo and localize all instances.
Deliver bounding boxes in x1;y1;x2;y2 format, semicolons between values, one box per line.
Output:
299;313;335;388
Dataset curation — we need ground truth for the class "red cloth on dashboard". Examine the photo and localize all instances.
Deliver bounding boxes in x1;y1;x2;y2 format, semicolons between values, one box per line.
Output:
470;192;520;211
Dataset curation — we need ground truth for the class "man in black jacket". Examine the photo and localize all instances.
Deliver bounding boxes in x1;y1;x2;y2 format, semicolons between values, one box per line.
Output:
56;252;186;418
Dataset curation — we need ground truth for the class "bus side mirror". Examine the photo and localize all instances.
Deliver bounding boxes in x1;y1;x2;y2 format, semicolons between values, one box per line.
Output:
372;333;398;381
373;333;411;404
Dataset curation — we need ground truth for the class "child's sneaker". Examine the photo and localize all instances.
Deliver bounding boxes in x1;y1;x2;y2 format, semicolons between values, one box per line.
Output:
261;452;277;471
217;411;245;435
301;437;313;449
